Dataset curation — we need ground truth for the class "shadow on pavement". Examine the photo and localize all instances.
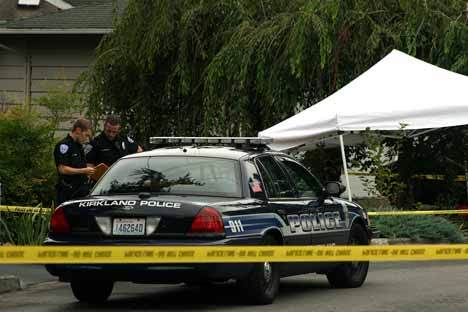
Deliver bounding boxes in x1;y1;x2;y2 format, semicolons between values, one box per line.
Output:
52;278;340;311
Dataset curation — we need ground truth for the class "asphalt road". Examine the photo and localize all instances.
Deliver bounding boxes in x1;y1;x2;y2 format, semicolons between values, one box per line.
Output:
0;261;467;312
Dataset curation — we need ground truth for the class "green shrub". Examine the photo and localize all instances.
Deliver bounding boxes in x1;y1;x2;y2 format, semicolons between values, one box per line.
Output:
354;197;391;210
0;108;56;206
0;210;51;245
372;215;464;243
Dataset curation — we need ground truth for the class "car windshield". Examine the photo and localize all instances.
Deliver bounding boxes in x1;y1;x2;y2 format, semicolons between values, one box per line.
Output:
91;156;242;198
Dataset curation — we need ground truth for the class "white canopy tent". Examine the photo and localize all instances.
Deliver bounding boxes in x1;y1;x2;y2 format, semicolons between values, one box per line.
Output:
259;49;468;200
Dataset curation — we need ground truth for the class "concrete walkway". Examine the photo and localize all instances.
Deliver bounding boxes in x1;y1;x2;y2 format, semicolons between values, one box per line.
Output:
0;265;54;294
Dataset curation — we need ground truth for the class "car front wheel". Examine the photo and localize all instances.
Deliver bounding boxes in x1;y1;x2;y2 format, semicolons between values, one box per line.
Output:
326;223;370;288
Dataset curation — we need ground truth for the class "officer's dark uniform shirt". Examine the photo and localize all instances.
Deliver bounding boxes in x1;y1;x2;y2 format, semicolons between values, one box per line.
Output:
86;132;138;167
54;135;88;203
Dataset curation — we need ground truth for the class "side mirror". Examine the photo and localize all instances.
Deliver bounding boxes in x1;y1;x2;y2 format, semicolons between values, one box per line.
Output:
325;181;346;197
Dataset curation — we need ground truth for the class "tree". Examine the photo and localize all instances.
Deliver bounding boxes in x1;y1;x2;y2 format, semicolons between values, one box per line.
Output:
0;108;56;206
79;0;468;144
78;1;468;207
34;80;84;133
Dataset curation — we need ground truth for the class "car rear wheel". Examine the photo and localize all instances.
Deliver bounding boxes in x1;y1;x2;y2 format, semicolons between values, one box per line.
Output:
238;235;280;305
326;223;369;288
70;279;114;303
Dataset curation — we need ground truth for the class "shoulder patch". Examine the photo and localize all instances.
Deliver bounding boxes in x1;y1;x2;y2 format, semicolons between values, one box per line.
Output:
59;144;69;154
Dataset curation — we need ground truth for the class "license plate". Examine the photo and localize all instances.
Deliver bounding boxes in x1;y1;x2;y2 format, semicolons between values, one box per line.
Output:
112;218;145;236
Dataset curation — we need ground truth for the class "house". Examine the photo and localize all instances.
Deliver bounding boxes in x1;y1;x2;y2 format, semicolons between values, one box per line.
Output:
0;0;126;128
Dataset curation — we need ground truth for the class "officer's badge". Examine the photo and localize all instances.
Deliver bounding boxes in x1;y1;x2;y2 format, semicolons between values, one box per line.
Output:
84;144;93;155
60;144;69;154
127;136;134;143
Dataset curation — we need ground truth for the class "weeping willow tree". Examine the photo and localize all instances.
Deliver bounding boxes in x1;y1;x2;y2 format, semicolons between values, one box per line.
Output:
79;0;468;142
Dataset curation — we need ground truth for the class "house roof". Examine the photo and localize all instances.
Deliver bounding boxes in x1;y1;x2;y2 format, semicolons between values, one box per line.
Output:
0;0;127;34
65;0;112;6
0;0;60;22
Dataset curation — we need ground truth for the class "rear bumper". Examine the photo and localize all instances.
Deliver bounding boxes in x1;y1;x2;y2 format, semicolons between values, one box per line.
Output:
44;236;262;283
45;263;254;283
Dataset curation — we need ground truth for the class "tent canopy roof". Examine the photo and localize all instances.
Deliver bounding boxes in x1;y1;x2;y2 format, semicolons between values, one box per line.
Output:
259;50;468;151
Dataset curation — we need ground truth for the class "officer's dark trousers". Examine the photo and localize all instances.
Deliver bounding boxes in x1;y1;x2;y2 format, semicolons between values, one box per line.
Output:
56;184;89;207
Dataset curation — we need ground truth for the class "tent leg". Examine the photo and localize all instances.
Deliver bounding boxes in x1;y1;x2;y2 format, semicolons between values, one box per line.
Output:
339;134;352;202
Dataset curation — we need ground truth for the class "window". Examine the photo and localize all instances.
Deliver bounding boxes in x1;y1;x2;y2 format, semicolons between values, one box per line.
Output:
18;0;40;6
277;157;323;198
244;161;266;199
92;156;242;198
256;156;295;198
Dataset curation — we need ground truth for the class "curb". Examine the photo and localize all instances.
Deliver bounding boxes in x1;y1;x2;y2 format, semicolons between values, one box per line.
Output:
371;238;432;245
371;238;391;245
371;238;464;245
0;275;22;294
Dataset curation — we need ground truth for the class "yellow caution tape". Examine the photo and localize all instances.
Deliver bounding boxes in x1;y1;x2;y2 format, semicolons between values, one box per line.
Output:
0;245;468;264
349;172;467;181
368;209;468;216
0;206;52;214
412;174;467;181
2;205;468;217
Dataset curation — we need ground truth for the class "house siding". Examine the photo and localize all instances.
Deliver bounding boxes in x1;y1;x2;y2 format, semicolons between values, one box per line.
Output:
0;35;101;129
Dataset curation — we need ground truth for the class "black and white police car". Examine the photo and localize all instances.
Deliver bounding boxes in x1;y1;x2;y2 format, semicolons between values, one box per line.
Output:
45;137;372;305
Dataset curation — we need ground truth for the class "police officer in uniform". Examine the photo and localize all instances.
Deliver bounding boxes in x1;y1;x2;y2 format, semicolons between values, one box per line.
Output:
54;118;95;206
86;115;143;167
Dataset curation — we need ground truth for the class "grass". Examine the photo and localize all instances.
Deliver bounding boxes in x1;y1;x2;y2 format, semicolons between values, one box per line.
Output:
0;208;51;245
371;214;465;243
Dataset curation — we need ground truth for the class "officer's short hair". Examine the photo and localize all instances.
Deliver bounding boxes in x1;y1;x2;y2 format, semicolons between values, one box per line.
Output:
105;115;121;126
72;118;92;132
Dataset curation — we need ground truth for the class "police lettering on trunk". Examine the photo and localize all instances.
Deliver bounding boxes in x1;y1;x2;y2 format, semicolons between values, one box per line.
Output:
77;200;181;209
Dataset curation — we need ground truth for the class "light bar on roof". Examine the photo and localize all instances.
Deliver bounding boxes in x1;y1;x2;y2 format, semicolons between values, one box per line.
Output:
18;0;41;6
149;137;273;146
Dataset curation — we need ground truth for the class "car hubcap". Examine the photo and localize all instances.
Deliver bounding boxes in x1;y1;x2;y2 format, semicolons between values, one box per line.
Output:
263;262;272;283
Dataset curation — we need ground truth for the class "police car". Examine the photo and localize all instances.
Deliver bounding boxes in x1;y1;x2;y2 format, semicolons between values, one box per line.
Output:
45;137;371;305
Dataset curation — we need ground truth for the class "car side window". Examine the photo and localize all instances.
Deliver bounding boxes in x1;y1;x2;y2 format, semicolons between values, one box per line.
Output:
276;156;323;198
256;156;295;198
255;161;276;198
244;160;267;199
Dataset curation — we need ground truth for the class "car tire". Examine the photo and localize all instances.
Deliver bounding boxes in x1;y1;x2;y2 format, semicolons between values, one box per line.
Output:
326;223;370;288
238;235;280;305
70;279;114;303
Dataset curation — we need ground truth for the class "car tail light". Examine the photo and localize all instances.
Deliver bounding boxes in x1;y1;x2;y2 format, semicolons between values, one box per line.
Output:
50;206;70;233
188;207;224;234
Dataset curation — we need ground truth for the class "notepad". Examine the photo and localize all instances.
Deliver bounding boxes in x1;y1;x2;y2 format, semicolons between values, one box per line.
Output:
91;163;109;181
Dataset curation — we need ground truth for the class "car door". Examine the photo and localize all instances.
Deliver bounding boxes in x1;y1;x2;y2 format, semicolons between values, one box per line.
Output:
255;155;311;246
275;156;349;246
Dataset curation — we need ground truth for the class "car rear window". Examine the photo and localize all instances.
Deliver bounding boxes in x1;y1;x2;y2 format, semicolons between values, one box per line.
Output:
91;156;242;198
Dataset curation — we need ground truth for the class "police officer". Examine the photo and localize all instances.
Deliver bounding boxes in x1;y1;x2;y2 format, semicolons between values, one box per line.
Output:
54;118;95;206
86;115;143;167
